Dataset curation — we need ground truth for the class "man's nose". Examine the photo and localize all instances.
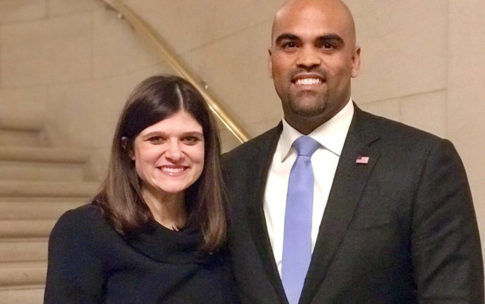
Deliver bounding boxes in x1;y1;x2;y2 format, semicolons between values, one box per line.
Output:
296;46;321;69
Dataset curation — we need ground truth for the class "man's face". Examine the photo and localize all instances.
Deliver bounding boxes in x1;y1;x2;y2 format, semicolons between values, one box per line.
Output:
269;0;360;133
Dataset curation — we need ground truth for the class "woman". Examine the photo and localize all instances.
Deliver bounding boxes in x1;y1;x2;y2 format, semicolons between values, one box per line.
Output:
44;75;239;303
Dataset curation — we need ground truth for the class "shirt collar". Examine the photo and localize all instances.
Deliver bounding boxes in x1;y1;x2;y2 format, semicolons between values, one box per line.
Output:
279;99;354;162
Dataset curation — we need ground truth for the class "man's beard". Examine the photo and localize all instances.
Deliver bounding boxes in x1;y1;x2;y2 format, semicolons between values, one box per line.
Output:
286;91;329;117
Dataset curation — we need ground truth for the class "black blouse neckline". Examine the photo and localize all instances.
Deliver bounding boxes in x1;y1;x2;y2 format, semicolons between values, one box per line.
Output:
125;220;215;265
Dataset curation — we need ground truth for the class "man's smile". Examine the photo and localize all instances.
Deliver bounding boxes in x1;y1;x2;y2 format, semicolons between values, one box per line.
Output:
291;73;326;88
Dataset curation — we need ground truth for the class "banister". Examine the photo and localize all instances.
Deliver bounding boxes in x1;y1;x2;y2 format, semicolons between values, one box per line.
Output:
101;0;250;143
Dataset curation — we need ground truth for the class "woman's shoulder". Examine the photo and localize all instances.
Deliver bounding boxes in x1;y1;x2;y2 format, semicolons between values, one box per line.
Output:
49;203;112;245
55;204;104;228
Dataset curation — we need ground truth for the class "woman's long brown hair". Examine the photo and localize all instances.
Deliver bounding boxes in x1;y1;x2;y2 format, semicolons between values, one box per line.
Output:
94;75;227;253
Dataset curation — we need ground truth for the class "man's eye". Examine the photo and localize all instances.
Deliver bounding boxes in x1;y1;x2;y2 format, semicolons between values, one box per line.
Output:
282;41;298;49
319;41;338;50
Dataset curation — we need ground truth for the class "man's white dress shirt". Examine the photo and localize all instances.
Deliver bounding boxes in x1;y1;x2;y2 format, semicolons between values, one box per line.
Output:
263;100;354;275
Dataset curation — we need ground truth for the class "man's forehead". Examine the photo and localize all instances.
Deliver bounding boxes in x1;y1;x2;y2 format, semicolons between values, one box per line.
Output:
271;0;355;42
275;0;349;14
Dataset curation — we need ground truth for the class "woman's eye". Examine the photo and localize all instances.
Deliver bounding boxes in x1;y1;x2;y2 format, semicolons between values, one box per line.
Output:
148;136;164;144
182;136;201;145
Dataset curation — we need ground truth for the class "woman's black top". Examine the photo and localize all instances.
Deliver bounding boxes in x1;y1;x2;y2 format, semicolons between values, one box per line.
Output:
44;204;239;304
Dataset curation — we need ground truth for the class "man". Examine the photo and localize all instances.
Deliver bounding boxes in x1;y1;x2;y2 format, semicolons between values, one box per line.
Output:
222;0;484;303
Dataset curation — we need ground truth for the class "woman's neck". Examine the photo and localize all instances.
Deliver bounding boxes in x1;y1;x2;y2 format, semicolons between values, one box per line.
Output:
141;186;187;231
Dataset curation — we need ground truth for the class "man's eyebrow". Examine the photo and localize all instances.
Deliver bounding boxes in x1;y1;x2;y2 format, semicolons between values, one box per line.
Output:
274;33;345;45
317;34;345;44
274;33;300;45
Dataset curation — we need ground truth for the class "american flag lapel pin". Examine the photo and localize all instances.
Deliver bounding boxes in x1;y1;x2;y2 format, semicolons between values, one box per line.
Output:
355;155;369;164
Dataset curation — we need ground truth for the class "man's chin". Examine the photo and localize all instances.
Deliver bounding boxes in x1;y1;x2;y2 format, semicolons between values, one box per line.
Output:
289;102;327;118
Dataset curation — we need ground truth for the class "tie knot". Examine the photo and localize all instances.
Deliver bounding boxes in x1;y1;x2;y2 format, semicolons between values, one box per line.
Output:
293;136;320;157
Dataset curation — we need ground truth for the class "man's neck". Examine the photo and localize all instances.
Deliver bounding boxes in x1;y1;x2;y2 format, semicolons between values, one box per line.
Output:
284;100;353;135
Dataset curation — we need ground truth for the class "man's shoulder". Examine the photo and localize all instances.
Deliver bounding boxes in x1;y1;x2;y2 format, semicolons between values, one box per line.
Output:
222;123;282;164
356;108;443;146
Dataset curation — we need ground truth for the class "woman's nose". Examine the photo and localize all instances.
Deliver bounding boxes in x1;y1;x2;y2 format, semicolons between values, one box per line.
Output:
165;140;183;161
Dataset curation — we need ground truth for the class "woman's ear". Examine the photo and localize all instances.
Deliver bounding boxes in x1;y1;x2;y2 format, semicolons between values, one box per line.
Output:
121;136;128;149
121;137;135;160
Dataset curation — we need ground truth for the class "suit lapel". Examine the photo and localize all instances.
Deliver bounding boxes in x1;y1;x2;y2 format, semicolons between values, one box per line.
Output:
300;107;382;304
245;124;289;303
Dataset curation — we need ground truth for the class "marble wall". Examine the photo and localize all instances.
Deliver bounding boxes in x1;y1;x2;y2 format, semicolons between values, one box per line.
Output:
447;0;485;244
0;0;172;174
122;1;485;249
1;0;484;251
347;0;485;250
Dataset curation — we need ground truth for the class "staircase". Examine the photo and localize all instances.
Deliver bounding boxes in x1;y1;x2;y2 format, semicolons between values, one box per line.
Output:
0;117;100;303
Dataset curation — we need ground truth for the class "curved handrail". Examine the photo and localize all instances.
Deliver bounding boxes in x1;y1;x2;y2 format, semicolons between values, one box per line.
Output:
101;0;249;143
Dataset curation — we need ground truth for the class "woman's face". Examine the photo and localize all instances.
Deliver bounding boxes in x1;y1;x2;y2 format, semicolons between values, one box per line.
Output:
132;110;205;197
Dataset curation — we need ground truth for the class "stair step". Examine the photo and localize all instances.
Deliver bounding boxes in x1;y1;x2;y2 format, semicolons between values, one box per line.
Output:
0;161;87;182
0;110;100;302
0;261;46;287
0;239;47;263
0;146;90;163
0;119;45;147
0;129;44;147
0;285;45;304
0;146;94;181
0;117;43;132
0;181;99;197
0;198;86;219
0;220;56;238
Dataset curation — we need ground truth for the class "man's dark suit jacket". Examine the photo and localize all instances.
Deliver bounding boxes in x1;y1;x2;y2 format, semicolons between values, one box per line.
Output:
222;106;483;304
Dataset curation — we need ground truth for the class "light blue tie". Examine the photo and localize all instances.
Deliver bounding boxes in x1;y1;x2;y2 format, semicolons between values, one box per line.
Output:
282;136;320;304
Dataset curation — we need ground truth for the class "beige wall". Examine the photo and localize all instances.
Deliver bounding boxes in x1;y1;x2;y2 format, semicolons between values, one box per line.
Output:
347;0;485;253
0;0;172;175
1;0;484;251
448;0;485;249
123;0;283;146
127;0;485;251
